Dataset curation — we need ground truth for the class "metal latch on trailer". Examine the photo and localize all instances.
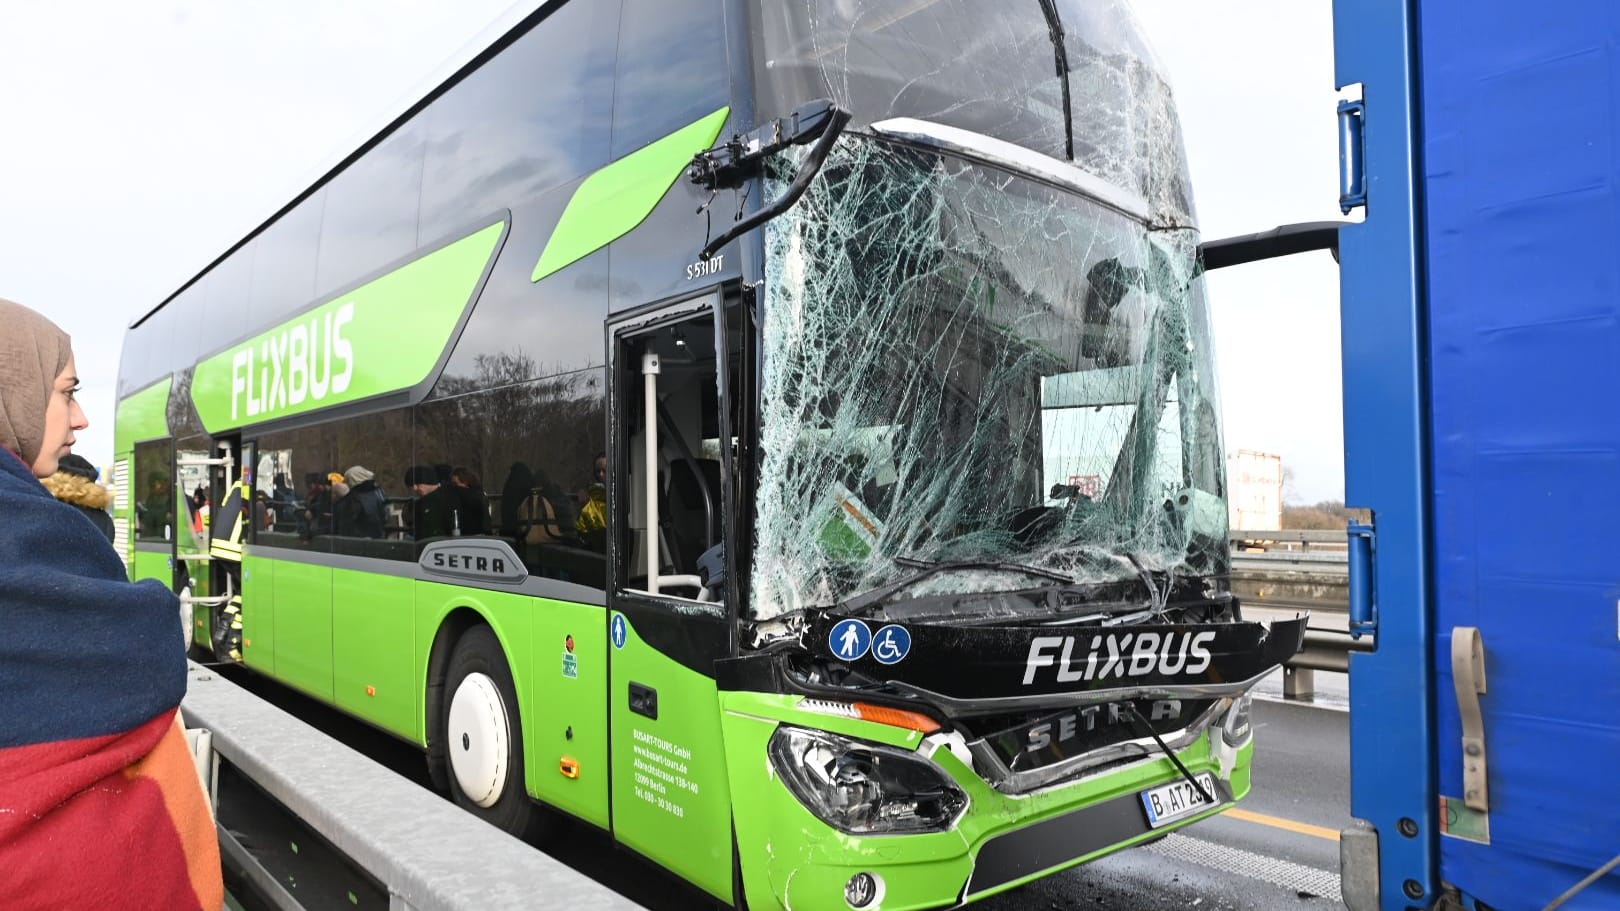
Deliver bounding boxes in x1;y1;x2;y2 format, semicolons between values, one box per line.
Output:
1338;95;1366;213
1347;521;1376;639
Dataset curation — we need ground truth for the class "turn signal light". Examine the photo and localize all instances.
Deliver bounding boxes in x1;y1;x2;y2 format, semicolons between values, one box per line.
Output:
851;702;940;734
559;757;581;779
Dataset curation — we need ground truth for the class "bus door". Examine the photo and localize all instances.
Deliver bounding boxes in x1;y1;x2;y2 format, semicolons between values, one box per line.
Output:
173;437;241;657
180;436;256;661
606;294;737;904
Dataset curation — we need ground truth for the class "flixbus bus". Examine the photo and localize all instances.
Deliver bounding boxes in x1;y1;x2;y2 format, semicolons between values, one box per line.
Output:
114;1;1305;907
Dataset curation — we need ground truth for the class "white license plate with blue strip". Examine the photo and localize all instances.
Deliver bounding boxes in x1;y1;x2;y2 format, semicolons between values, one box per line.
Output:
1140;773;1220;827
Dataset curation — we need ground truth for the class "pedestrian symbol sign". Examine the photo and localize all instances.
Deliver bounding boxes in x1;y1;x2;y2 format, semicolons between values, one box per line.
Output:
611;613;628;649
872;624;911;665
829;618;872;661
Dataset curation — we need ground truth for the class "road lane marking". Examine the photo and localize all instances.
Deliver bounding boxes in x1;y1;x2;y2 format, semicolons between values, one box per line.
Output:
1147;833;1340;901
1225;807;1341;842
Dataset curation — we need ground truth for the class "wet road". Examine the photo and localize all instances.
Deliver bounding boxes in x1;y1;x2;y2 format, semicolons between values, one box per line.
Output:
223;666;1351;910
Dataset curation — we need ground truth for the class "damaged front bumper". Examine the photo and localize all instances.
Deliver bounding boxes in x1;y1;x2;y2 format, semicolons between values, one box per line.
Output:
720;614;1305;909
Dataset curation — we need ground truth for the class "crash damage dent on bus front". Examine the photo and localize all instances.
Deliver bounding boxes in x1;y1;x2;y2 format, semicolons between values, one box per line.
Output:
718;569;1307;908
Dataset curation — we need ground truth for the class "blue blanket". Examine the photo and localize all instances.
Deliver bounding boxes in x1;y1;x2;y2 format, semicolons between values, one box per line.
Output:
0;449;185;748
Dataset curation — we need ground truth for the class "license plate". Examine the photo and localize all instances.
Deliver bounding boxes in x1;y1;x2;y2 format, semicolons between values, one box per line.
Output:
1139;773;1220;828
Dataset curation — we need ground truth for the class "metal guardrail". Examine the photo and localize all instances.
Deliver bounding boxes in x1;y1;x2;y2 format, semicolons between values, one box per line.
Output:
1228;531;1364;696
181;664;643;911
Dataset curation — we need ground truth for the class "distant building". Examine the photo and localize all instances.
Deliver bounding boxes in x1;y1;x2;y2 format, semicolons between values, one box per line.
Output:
1228;450;1282;530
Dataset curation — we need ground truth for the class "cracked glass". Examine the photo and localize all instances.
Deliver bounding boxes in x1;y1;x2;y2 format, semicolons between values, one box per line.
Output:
749;0;1223;617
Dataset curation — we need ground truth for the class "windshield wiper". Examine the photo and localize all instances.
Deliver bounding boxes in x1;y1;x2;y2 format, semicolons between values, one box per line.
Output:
839;558;1075;616
1036;0;1075;161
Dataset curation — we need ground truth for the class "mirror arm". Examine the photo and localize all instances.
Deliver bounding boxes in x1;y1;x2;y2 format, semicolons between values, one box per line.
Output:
697;106;851;261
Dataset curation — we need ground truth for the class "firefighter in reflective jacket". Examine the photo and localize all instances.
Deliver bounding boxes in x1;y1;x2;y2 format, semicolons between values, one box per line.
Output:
210;472;249;661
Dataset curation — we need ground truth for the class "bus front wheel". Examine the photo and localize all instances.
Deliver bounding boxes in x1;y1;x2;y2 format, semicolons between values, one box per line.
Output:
442;626;539;838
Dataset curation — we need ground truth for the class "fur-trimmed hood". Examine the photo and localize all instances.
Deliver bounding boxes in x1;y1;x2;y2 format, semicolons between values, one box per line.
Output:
41;471;113;511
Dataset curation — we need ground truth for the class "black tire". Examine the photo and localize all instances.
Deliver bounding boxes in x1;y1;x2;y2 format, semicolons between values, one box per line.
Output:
441;625;547;838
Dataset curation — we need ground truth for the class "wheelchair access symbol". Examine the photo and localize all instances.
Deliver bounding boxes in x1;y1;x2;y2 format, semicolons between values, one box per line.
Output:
829;618;872;660
872;624;911;665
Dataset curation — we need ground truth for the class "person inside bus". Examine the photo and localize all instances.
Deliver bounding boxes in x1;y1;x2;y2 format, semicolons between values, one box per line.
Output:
192;485;210;535
576;451;608;552
449;466;488;536
299;471;335;541
0;298;223;910
269;472;298;531
405;464;456;539
334;465;386;538
137;472;171;538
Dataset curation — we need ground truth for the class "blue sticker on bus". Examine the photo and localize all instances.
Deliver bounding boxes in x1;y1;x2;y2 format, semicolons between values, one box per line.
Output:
611;613;628;650
872;624;912;665
829;618;872;661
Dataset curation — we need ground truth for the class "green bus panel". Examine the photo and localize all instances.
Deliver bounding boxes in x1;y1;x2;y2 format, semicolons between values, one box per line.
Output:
608;613;732;903
189;221;505;433
273;560;334;702
114;379;171;453
241;554;276;671
333;568;418;739
132;547;170;586
524;596;610;829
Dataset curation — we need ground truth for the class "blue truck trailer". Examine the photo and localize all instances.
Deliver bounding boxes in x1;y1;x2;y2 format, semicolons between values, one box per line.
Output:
1328;1;1620;908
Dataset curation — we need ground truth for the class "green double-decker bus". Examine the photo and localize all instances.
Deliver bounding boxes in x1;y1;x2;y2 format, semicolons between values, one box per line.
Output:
115;1;1304;907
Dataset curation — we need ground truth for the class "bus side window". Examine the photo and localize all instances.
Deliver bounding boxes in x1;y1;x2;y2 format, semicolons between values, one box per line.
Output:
416;371;608;591
133;438;175;543
611;0;730;159
254;425;338;555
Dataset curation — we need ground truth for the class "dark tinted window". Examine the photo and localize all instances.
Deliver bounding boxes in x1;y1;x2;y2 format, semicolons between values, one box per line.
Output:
438;181;609;390
197;242;256;357
254;423;340;553
416;370;606;589
419;0;620;240
608;175;739;311
144;305;181;390
167;370;206;442
250;191;325;328
119;314;160;397
612;0;731;158
330;410;414;560
315;124;427;297
133;439;175;543
166;278;209;376
117;331;141;399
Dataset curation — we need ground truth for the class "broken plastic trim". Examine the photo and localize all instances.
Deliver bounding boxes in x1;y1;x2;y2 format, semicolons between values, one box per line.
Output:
886;665;1285;715
966;698;1226;794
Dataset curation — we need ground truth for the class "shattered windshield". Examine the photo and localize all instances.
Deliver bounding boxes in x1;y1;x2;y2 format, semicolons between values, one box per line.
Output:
751;141;1224;619
755;0;1194;226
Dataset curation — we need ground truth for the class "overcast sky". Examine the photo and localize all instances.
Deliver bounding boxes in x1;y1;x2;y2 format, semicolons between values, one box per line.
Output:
0;0;1346;504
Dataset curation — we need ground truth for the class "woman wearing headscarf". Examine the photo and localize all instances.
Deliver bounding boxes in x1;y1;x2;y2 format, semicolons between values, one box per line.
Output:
0;299;223;910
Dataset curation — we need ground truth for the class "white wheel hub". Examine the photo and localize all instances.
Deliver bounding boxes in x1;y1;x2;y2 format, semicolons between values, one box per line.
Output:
447;672;510;808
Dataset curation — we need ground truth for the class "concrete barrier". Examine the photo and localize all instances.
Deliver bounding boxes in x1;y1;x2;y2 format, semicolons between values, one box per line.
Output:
181;664;644;911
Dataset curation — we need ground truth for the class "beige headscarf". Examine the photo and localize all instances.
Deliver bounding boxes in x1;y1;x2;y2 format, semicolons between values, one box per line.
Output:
0;299;72;467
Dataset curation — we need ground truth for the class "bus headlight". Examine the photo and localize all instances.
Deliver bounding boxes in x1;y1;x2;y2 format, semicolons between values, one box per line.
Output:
768;726;968;835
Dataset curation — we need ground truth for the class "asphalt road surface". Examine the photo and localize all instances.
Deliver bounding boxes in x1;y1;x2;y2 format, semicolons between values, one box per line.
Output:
221;666;1352;910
